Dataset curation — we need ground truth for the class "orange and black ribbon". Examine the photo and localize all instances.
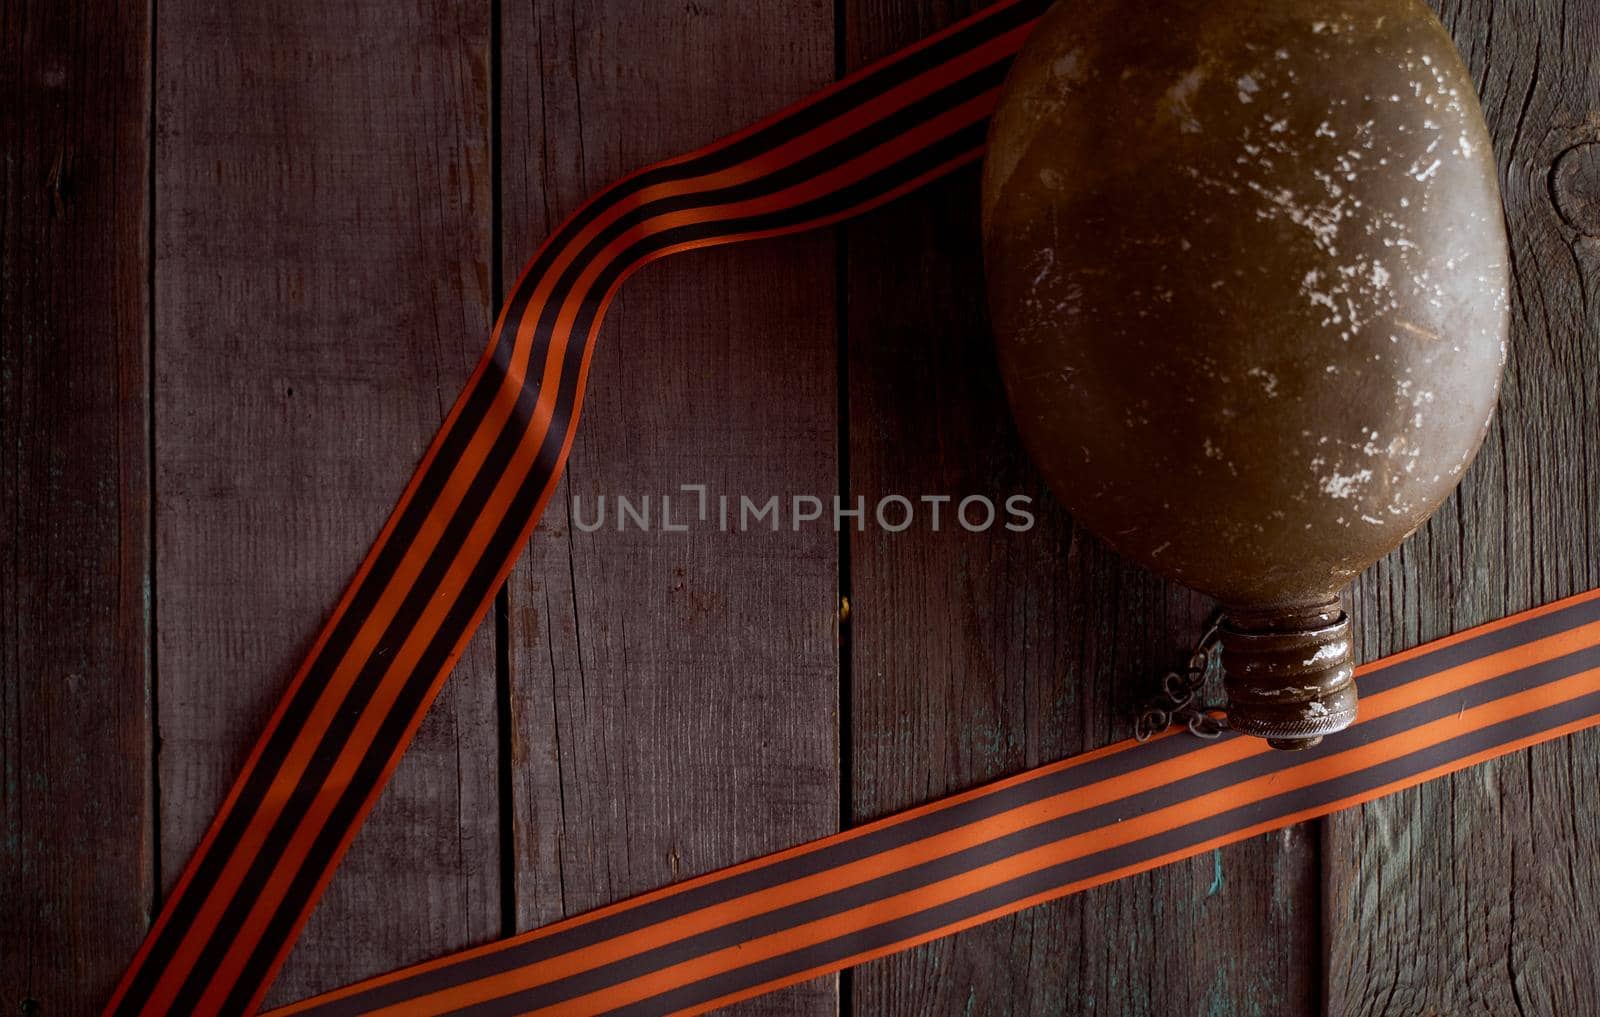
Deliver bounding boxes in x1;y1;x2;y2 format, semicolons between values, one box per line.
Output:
258;587;1600;1017
104;1;1600;1014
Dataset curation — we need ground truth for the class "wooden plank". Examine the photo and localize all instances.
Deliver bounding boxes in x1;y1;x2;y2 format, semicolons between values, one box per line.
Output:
152;2;499;1004
0;1;153;1013
499;3;841;1015
1325;1;1600;1013
842;3;1320;1015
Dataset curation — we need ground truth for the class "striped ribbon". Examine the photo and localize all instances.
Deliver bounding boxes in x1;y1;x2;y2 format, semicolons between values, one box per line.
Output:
268;589;1600;1017
104;1;1599;1014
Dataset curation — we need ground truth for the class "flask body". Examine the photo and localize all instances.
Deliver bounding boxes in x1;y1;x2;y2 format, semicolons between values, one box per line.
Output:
982;0;1509;744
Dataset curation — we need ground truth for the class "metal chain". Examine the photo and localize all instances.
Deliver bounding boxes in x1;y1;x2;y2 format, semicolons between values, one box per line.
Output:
1134;613;1227;742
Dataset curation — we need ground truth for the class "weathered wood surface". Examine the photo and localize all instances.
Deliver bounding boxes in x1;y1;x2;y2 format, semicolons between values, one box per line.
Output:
1326;2;1600;1015
3;1;1599;1015
498;4;841;1015
151;0;500;1006
1;1;153;1013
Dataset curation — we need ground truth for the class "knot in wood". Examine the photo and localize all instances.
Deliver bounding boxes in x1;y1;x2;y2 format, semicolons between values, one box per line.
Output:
1552;141;1600;236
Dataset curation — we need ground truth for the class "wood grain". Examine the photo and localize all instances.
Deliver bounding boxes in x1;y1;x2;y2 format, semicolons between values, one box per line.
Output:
841;3;1320;1015
0;2;153;1013
1325;1;1600;1014
498;2;842;1015
152;1;499;1004
5;1;1599;1013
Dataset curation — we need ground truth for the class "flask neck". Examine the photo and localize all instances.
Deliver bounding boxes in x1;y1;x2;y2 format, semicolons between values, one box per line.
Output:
1220;598;1357;750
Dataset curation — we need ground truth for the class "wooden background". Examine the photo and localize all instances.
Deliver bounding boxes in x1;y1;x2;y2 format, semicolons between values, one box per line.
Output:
4;0;1597;1014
